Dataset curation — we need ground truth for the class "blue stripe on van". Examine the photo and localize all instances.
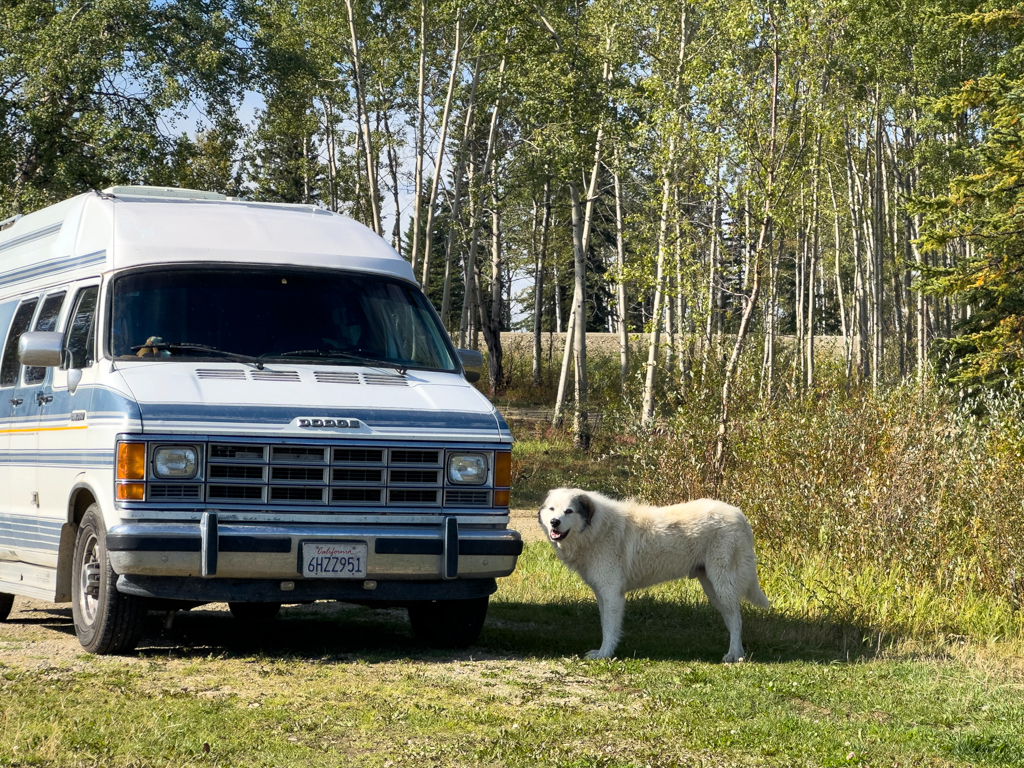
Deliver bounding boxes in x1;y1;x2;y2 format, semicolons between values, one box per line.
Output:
136;403;502;432
0;517;62;552
0;222;62;254
0;249;106;289
0;450;114;468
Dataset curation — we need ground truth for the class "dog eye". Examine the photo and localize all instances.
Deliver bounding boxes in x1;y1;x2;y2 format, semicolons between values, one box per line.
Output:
564;509;574;515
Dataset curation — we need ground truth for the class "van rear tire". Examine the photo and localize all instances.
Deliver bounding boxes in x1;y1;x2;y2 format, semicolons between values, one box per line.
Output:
71;506;147;654
0;592;13;621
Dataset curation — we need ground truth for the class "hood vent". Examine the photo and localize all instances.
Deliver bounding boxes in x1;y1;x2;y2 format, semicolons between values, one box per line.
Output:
193;369;408;385
314;371;361;384
196;368;247;380
250;370;301;382
363;373;409;387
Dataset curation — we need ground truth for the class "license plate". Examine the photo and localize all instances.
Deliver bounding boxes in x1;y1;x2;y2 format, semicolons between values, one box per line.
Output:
301;542;367;578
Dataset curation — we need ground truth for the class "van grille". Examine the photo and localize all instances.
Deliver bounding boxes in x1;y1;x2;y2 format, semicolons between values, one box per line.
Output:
193;442;505;509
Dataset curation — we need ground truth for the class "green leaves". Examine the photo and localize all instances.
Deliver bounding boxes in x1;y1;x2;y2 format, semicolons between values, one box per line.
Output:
0;0;248;214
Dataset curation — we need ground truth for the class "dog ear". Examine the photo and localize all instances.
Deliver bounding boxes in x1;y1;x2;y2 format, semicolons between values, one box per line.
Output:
575;492;595;525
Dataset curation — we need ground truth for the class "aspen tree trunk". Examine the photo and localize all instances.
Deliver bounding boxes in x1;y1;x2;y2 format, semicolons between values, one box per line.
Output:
612;165;629;393
569;183;590;450
466;50;507;390
321;98;339;212
873;105;884;390
458;160;476;348
478;189;504;393
827;168;854;384
641;146;674;426
806;137;821;390
704;158;720;371
409;0;428;276
441;54;479;324
793;184;806;393
673;187;687;389
344;0;381;235
844;129;870;385
380;98;403;254
533;177;551;386
422;17;463;288
551;301;575;428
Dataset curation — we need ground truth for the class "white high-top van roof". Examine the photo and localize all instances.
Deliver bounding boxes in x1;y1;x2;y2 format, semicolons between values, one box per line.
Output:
0;187;414;295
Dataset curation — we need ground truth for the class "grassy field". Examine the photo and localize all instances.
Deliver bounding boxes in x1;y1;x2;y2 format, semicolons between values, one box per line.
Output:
2;542;1023;768
3;418;1024;767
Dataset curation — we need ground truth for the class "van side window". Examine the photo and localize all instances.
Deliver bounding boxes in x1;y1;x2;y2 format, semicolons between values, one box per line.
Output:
24;292;66;384
0;298;39;388
65;286;99;370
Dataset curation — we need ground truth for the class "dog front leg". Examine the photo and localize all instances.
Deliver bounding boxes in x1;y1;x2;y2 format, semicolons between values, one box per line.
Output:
586;586;625;659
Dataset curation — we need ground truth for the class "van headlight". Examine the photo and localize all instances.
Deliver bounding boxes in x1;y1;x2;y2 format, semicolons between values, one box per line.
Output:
152;446;199;479
447;453;488;485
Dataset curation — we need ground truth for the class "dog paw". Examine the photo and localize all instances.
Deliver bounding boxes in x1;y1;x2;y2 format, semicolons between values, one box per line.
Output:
722;653;747;664
585;649;613;659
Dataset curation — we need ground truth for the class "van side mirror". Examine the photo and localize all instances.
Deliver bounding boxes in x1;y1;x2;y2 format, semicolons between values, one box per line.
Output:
18;331;64;368
456;349;483;383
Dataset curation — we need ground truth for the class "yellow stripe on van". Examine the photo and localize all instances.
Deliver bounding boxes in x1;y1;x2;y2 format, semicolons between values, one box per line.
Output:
0;425;88;434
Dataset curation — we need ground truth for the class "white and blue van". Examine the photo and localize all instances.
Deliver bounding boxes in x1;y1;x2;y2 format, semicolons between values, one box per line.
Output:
0;187;520;653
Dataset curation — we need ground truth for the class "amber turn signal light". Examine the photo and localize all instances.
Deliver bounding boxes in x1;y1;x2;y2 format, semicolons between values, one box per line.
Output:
494;452;511;488
117;443;146;480
116;482;145;501
493;489;510;507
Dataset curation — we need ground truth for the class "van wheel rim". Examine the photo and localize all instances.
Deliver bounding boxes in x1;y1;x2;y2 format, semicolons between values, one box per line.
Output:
78;533;101;625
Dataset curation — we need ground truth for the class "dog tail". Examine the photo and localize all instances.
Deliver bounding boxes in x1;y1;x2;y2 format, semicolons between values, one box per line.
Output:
747;580;770;608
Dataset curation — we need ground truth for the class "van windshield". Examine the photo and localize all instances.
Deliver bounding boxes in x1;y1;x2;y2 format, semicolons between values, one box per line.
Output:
109;267;458;372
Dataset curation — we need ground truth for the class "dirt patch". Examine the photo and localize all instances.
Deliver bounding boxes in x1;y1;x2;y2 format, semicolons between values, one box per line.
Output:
510;508;545;543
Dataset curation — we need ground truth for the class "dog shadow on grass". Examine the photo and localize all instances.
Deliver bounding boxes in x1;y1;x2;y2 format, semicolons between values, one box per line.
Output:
484;596;882;664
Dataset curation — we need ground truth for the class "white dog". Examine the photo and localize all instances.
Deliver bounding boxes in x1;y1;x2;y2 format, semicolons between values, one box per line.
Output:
538;488;770;662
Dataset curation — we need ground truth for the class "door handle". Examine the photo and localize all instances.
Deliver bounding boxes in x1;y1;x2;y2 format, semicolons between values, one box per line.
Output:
9;398;23;406
36;392;53;406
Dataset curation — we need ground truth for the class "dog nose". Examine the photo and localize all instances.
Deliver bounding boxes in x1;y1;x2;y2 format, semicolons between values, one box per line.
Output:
550;519;560;529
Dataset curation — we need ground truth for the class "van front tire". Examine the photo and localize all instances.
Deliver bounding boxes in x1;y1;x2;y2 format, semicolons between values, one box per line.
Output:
0;592;13;621
71;506;147;654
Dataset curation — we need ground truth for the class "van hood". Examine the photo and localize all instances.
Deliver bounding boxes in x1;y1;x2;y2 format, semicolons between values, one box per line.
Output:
114;362;510;442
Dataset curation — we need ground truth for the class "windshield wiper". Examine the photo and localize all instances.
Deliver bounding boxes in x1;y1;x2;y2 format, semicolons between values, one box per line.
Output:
130;341;265;369
263;349;408;375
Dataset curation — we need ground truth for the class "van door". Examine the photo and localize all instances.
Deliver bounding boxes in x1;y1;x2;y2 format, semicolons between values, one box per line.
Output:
0;297;40;561
45;284;100;536
0;297;22;520
8;292;69;565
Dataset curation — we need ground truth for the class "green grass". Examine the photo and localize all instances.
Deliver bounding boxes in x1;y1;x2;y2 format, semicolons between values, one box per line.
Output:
2;543;1023;768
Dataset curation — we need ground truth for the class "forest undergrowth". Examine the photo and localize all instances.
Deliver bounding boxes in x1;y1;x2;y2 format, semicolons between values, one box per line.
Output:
497;342;1024;654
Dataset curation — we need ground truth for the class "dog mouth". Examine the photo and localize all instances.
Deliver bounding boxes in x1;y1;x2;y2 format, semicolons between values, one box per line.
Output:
549;528;569;542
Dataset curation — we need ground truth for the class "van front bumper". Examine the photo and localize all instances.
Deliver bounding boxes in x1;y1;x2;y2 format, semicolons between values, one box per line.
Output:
106;516;522;583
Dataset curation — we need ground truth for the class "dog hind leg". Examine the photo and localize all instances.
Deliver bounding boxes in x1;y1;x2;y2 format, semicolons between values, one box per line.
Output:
587;585;625;659
704;566;746;663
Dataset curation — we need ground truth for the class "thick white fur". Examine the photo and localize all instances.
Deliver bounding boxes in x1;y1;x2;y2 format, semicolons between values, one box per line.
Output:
538;487;770;662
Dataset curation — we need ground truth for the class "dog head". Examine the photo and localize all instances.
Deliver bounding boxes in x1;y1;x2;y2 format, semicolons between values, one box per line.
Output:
537;488;596;545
